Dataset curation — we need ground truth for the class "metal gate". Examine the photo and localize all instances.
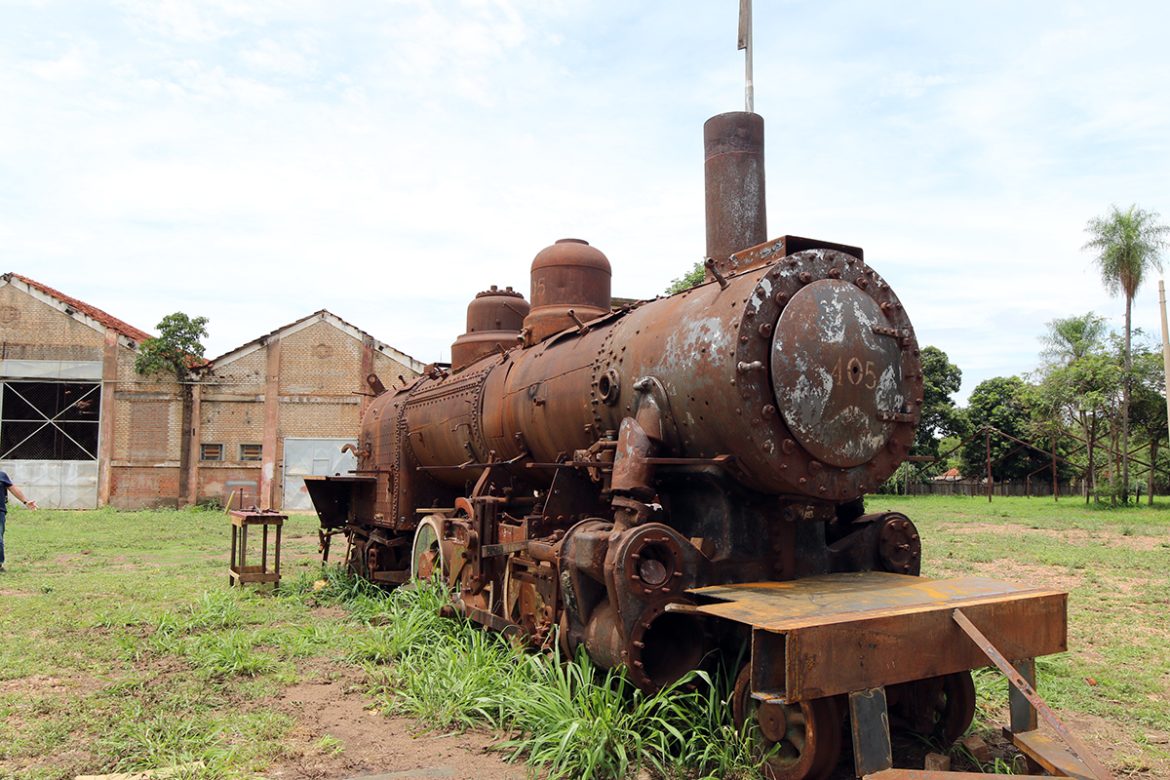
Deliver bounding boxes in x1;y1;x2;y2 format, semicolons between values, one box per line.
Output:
281;437;358;510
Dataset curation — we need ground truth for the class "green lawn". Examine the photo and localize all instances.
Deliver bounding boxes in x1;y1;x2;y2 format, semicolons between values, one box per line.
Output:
0;506;348;780
0;496;1167;779
874;495;1170;775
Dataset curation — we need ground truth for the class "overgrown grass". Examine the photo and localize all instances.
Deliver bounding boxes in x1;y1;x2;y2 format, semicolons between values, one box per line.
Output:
2;497;1168;778
295;572;760;779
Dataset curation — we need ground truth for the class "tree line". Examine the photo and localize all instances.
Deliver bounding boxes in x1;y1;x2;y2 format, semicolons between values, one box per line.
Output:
900;205;1169;504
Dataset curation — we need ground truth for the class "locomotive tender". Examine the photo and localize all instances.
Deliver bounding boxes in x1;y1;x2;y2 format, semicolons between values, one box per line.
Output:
308;112;1078;780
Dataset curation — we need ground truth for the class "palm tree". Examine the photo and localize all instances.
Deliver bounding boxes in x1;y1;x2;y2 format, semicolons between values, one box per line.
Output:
1041;312;1108;366
1084;205;1170;503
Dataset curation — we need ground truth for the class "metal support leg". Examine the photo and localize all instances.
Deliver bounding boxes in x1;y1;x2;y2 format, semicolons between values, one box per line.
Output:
850;687;892;778
1010;658;1039;734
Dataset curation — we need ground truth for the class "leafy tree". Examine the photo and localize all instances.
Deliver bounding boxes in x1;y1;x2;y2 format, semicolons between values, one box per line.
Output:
960;376;1043;481
1033;313;1117;501
665;260;706;294
134;312;209;506
1128;346;1168;504
1035;350;1120;501
1084;204;1170;502
134;312;209;381
913;346;965;460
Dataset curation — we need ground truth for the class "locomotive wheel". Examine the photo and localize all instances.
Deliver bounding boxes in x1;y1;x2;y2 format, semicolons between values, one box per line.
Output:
892;671;976;747
410;516;446;582
731;665;842;780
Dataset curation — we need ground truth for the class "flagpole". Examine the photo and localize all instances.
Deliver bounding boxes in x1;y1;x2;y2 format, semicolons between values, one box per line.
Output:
1159;280;1170;471
738;0;754;112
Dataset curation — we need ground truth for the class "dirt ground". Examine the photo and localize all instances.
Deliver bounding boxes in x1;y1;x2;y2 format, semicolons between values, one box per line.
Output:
265;666;527;780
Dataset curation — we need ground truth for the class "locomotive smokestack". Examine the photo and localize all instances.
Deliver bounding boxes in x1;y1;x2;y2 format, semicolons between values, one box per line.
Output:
703;111;766;266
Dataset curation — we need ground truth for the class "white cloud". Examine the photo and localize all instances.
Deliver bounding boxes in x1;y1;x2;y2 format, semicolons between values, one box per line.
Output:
1;0;1168;396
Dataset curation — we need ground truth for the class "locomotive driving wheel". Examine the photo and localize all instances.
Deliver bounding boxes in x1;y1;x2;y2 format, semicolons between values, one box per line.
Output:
891;670;976;747
410;515;446;582
731;665;843;780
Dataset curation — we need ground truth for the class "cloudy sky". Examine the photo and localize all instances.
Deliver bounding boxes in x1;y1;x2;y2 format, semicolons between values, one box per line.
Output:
3;1;1168;402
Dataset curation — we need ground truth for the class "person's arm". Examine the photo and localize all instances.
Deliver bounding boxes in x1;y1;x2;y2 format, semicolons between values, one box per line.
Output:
7;484;37;510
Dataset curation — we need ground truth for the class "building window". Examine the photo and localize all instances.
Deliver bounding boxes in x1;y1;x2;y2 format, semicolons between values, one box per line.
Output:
200;443;224;461
239;443;262;461
1;381;101;461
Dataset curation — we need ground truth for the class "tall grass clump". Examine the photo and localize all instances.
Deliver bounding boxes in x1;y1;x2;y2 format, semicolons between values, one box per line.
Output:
305;568;768;780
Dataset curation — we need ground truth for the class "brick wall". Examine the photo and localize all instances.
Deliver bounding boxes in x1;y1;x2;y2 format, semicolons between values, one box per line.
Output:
2;284;420;510
0;286;104;355
111;466;181;509
192;318;420;507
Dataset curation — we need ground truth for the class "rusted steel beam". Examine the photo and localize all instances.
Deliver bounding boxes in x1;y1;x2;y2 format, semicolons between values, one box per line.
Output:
864;771;1053;779
952;609;1111;780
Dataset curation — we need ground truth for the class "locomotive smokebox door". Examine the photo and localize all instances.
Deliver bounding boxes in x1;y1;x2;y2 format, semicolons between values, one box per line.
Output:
770;278;906;468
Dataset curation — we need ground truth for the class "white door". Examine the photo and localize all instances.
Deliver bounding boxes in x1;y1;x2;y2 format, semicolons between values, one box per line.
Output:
281;438;358;510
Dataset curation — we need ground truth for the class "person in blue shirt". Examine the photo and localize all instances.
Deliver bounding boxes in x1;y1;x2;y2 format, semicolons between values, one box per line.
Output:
0;471;38;572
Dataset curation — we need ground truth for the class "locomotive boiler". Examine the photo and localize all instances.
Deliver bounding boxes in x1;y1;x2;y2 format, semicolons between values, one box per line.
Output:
308;112;1084;780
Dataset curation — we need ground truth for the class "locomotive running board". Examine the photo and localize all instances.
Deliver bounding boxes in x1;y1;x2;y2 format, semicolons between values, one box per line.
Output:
688;572;1067;701
685;572;1110;778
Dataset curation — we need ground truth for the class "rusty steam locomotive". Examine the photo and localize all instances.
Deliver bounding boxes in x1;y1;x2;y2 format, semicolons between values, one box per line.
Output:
308;112;1074;780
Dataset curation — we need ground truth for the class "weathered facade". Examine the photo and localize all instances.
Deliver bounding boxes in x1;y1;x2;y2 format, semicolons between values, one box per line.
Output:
0;273;422;509
192;311;423;510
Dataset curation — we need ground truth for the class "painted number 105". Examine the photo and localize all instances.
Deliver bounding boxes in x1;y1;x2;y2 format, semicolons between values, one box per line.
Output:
831;356;878;389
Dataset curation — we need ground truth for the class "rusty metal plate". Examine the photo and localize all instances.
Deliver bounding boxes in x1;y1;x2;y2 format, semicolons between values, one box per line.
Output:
1012;729;1101;780
690;572;1059;631
771;279;905;468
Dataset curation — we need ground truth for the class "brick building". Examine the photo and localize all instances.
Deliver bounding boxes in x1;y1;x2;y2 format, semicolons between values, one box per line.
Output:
0;273;422;509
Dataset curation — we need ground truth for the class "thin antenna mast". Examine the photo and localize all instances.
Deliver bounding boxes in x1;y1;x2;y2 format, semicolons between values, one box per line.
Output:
737;0;754;112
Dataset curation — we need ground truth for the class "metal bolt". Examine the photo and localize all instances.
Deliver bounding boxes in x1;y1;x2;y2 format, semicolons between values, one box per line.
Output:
798;271;812;284
762;405;776;416
856;278;869;289
828;268;841;279
774;291;788;305
758;323;773;337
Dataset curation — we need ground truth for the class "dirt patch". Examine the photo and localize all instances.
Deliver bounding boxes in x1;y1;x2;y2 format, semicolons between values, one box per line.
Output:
968;702;1168;779
0;673;103;697
310;605;348;621
266;669;527;780
1061;710;1169;778
940;522;1169;552
960;558;1087;594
